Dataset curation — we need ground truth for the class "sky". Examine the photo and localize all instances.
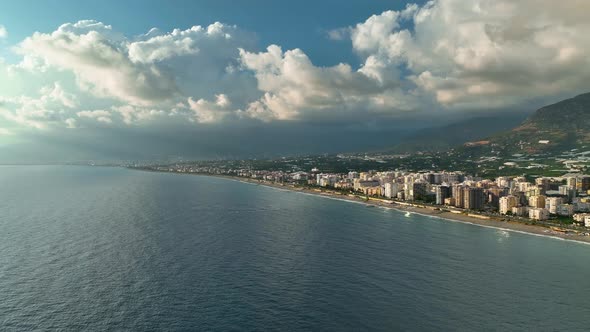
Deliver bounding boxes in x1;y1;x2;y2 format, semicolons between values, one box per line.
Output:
0;0;589;162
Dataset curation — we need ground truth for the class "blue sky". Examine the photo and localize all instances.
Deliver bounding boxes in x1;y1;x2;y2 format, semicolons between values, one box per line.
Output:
0;0;422;66
0;0;588;162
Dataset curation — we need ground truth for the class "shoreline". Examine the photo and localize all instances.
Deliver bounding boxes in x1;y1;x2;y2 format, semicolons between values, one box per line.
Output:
202;173;590;245
134;168;590;245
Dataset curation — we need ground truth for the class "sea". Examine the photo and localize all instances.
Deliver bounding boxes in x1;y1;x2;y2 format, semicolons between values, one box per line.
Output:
1;165;589;331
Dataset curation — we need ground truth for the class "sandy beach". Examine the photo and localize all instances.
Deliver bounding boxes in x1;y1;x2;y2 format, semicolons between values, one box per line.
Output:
132;168;590;245
202;174;590;245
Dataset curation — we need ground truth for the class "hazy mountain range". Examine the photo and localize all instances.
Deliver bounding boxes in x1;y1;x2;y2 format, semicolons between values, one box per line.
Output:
390;92;590;156
485;92;590;154
388;113;530;153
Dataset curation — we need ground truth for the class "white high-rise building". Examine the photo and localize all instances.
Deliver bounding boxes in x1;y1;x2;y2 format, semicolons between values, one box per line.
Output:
347;171;359;180
528;195;546;209
384;182;399;199
529;208;549;221
512;206;529;217
547;197;564;214
496;176;513;188
500;196;518;215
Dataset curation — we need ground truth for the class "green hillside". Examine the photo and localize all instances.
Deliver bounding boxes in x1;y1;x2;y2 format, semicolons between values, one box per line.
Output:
465;93;590;156
389;114;528;153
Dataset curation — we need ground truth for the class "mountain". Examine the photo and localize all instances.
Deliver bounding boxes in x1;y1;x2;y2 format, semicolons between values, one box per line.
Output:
467;92;590;155
388;113;529;153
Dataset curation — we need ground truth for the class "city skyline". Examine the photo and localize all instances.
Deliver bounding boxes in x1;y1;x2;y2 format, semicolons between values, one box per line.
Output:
142;161;590;232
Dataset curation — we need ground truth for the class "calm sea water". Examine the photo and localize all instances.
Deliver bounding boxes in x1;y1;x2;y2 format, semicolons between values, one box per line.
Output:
1;166;589;331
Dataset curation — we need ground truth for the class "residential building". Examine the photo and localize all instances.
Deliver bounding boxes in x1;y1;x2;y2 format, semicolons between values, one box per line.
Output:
435;185;452;205
409;182;429;201
499;196;518;215
488;187;509;208
444;197;456;206
573;214;590;227
452;185;465;208
384;182;399;199
464;187;485;210
547;197;564;214
529;208;549;221
512;206;529;216
528;195;546;209
556;204;574;217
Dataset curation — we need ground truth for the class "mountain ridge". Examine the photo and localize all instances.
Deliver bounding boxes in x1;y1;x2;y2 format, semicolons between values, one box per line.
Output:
474;92;590;155
387;113;529;153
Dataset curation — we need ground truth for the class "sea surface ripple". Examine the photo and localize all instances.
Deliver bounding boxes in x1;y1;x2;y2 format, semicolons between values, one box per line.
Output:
1;166;589;331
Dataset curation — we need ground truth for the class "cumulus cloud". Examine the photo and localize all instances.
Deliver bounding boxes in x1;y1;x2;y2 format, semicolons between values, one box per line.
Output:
349;0;590;109
77;110;113;123
0;83;79;129
17;21;179;106
13;20;255;112
238;45;415;121
2;1;590;134
41;83;78;108
113;105;168;125
239;0;590;119
0;25;7;39
128;22;236;63
2;20;258;128
187;94;234;123
64;118;77;129
326;27;349;41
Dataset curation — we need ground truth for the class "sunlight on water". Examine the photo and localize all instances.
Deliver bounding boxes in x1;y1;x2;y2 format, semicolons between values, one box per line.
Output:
1;166;589;330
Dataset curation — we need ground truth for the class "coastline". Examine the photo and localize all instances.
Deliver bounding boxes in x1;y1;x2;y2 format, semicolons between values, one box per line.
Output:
130;168;590;245
194;173;590;245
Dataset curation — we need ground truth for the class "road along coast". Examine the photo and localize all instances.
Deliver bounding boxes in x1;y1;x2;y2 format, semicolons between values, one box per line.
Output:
131;168;590;245
208;174;590;245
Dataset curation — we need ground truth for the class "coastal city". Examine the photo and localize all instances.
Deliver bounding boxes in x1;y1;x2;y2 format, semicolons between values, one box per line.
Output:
138;163;590;234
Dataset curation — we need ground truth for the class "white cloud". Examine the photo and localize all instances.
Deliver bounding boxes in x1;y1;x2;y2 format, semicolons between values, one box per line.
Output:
41;83;78;108
349;0;590;109
0;83;79;129
128;22;235;63
326;27;349;41
113;105;167;125
77;110;113;123
188;94;234;123
65;118;77;129
2;1;590;133
14;20;254;111
240;0;590;118
16;21;178;106
238;44;415;121
0;25;7;39
3;20;257;129
240;0;590;121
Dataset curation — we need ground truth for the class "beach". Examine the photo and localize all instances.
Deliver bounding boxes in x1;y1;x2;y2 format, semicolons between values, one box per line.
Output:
130;168;590;244
206;174;590;245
